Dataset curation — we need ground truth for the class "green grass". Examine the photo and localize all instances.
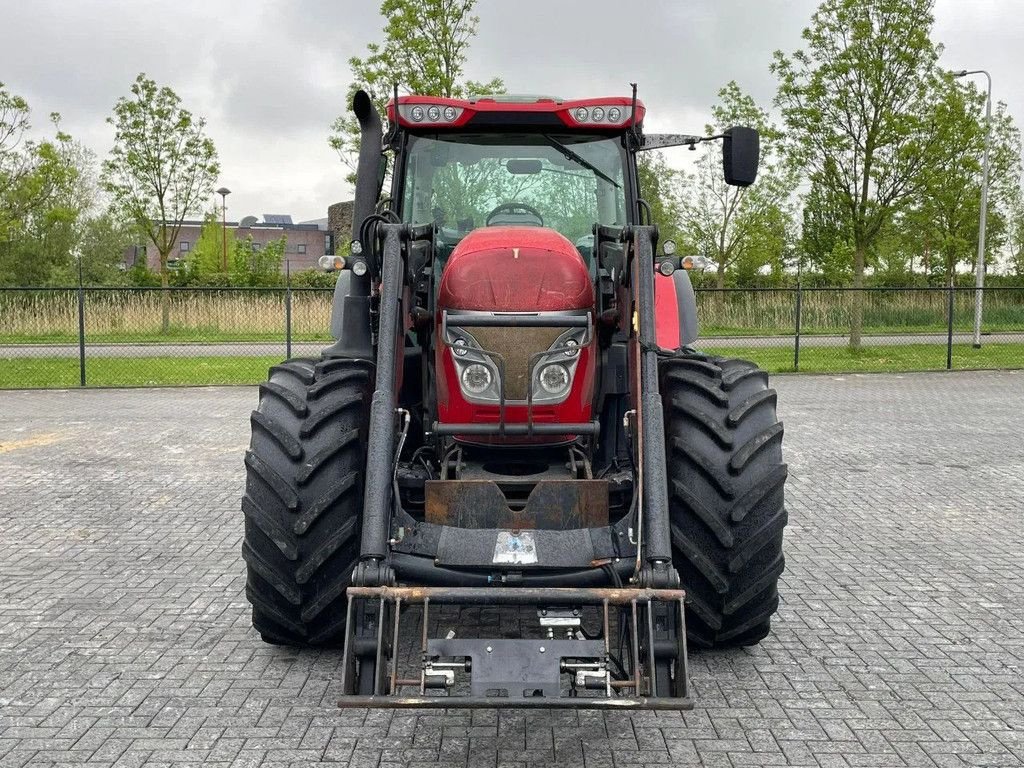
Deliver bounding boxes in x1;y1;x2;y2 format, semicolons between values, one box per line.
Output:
2;344;1022;389
0;356;281;388
0;330;331;344
699;343;1024;374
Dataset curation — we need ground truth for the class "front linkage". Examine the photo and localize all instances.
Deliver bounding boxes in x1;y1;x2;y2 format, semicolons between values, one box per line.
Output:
339;586;690;709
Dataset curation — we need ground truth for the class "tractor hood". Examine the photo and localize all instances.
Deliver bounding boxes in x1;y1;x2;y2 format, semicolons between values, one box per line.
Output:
438;227;594;312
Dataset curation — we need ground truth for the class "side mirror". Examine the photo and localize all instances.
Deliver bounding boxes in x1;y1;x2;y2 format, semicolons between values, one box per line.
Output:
722;126;759;187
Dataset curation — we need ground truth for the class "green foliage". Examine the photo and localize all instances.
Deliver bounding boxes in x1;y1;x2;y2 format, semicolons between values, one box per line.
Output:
100;73;219;290
231;235;284;287
679;81;797;288
772;0;943;343
0;83;88;285
181;213;226;281
328;0;504;181
637;151;685;248
289;268;338;288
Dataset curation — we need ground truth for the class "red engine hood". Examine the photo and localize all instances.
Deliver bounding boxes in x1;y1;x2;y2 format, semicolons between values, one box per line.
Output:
438;227;594;312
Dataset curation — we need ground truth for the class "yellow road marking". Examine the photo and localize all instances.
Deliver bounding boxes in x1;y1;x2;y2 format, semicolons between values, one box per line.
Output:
0;433;63;454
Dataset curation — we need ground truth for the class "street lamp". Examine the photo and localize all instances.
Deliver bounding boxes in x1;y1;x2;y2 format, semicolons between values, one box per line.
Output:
953;69;992;349
216;187;231;274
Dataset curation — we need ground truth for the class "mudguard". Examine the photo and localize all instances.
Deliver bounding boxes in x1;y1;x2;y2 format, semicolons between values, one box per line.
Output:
654;270;699;348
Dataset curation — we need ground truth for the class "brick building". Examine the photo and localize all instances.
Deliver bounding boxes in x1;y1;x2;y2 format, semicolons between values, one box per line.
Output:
127;204;355;274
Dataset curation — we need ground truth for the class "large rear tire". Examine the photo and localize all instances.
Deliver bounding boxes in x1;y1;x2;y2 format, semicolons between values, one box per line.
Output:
660;353;788;649
242;357;371;646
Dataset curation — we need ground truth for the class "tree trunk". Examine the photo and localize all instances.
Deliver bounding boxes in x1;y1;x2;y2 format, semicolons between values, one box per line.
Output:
716;262;726;290
160;253;170;334
850;243;865;351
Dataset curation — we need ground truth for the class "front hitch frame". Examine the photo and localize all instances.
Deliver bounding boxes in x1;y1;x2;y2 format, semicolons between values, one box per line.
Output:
338;585;691;710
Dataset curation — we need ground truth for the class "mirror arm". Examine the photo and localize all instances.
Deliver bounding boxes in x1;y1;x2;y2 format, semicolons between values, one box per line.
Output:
640;133;722;151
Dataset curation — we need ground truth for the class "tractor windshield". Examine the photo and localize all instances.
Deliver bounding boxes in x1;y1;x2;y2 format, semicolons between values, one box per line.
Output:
399;132;628;245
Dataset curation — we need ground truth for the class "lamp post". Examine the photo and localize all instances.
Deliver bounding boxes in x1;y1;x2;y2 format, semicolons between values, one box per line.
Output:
216;187;231;274
953;69;992;349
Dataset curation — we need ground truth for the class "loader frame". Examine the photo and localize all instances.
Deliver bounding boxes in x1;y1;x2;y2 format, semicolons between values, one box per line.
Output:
321;89;758;708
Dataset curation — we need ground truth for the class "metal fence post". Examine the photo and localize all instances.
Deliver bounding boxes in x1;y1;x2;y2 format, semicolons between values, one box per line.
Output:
793;283;802;372
946;281;955;370
77;257;86;387
285;260;292;359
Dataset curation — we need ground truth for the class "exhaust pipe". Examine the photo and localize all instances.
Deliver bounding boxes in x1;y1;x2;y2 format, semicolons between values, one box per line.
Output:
325;89;383;361
350;89;384;292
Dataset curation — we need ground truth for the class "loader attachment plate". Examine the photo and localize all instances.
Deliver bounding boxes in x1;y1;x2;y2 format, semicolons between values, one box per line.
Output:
338;585;692;710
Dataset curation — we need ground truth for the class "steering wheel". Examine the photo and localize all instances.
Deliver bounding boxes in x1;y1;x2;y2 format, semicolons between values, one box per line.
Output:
485;202;544;227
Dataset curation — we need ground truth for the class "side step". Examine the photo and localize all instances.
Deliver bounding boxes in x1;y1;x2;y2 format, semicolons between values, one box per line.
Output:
338;585;692;710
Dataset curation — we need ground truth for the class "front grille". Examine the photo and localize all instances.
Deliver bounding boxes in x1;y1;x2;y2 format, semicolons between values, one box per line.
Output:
470;326;566;400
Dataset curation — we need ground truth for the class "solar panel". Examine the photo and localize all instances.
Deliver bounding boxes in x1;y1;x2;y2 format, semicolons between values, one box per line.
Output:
263;214;293;225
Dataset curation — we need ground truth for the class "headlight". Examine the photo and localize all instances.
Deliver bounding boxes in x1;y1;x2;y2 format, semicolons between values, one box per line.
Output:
461;364;492;394
538;364;570;396
531;327;587;403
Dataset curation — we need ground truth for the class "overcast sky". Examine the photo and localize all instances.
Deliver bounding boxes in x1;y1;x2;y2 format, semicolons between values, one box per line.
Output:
2;0;1022;223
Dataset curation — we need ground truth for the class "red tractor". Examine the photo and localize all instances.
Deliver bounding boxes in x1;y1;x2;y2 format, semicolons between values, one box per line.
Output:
242;89;787;708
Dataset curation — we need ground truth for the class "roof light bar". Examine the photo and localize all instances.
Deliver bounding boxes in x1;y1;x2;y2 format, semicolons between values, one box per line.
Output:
398;103;465;125
566;104;633;126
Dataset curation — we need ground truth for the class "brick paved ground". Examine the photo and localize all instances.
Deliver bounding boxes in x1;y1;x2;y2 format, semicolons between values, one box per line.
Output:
1;371;1022;768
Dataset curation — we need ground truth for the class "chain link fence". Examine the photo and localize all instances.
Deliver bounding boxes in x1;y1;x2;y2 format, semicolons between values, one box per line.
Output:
692;285;1024;374
1;284;1022;388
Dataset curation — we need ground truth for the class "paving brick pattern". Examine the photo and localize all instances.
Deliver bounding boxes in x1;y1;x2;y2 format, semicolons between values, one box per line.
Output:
1;371;1022;767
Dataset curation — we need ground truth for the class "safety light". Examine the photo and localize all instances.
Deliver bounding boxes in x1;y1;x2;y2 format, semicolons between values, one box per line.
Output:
663;239;677;256
427;106;441;121
681;255;708;271
658;259;676;277
318;255;347;271
351;259;368;276
410;106;424;122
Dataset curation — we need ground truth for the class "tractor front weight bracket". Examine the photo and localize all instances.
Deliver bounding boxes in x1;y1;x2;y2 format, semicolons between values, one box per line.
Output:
337;586;692;710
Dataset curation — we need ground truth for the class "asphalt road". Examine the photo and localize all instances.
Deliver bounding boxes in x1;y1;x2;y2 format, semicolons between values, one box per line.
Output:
1;371;1023;766
2;331;1022;358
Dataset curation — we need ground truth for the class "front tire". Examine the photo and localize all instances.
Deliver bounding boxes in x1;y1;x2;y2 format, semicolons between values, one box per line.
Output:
660;354;788;648
242;357;371;646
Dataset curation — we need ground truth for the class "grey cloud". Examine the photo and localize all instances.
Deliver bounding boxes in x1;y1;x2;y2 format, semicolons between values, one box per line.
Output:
0;0;1020;222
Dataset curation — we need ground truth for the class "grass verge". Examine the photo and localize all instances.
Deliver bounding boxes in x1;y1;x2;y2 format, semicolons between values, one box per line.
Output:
1;344;1021;389
698;343;1024;373
1;356;281;388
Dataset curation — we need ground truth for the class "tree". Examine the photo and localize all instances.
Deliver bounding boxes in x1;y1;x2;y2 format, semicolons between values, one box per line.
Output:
800;174;853;283
231;235;284;287
328;0;503;180
637;151;686;249
101;73;219;329
772;0;941;347
679;81;796;288
0;83;85;285
181;212;225;283
899;77;1022;285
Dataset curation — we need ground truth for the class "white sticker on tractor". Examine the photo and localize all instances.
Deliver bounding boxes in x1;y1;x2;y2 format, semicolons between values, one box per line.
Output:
492;531;537;564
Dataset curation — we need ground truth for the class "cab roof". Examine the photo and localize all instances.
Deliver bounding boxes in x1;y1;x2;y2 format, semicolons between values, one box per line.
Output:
387;94;646;131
